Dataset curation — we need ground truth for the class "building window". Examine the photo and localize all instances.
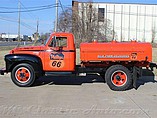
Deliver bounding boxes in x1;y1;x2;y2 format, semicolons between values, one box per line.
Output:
98;8;105;22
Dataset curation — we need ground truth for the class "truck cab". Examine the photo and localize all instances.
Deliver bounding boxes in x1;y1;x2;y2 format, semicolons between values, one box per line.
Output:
42;32;76;72
4;33;76;87
10;32;76;72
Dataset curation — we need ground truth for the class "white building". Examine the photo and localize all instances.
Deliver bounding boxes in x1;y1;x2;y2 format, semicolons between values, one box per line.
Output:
72;1;157;42
0;33;29;41
1;34;18;39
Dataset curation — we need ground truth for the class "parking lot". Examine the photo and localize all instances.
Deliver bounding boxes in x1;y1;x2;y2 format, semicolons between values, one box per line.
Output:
0;73;157;118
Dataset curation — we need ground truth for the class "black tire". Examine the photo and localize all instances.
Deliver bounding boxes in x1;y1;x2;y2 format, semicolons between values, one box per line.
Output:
11;63;36;87
105;65;133;91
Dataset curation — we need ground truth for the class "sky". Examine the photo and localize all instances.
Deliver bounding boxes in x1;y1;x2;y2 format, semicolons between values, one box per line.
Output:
0;0;157;36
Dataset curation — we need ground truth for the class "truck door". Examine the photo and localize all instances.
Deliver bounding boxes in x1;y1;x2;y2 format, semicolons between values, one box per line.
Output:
44;36;72;71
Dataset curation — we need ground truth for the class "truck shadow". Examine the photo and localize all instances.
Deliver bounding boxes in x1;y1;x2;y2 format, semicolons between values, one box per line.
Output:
34;74;104;86
33;69;157;89
136;69;157;89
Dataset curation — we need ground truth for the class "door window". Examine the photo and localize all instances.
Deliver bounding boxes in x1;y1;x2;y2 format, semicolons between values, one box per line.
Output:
49;37;67;47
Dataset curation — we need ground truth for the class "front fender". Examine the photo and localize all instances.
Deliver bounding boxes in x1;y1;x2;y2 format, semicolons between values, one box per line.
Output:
5;54;43;74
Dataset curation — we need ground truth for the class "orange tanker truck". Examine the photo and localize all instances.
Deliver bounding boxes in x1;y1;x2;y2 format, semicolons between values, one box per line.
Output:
0;32;155;91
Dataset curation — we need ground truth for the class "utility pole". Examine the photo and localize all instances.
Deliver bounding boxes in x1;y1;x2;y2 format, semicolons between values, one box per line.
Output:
54;0;58;32
18;0;21;42
36;19;39;40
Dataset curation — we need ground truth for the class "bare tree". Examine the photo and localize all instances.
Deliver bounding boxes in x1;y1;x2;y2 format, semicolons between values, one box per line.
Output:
152;25;156;43
58;1;114;47
40;32;50;40
58;8;73;32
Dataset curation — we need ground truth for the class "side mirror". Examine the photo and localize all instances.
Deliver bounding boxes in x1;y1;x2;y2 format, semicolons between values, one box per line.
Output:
48;36;57;47
52;36;56;47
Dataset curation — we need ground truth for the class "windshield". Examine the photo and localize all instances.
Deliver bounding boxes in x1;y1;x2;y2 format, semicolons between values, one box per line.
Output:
33;36;50;46
44;36;50;45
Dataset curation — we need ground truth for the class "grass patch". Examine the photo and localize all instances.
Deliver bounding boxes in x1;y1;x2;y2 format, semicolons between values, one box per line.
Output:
0;46;14;67
0;46;16;51
0;50;9;67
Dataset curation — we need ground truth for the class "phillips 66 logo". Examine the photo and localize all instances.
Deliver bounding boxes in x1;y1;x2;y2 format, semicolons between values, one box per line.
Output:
49;52;65;68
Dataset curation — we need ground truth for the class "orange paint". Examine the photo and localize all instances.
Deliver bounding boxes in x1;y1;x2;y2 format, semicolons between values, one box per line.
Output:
80;40;152;67
10;32;76;72
10;32;152;72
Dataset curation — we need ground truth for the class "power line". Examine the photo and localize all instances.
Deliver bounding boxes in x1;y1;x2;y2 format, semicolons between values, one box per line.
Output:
0;17;17;23
0;16;36;31
59;0;70;21
0;5;59;13
19;1;37;19
21;22;36;31
0;4;56;9
59;0;65;14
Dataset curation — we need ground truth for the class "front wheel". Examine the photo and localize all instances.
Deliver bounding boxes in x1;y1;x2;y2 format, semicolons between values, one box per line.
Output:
105;65;133;91
11;63;35;87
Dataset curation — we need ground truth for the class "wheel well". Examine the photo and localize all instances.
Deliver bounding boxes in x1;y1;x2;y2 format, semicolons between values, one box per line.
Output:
5;54;44;75
9;61;43;76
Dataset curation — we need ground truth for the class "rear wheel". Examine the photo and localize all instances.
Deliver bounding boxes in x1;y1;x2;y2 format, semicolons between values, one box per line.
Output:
11;63;35;87
105;65;132;91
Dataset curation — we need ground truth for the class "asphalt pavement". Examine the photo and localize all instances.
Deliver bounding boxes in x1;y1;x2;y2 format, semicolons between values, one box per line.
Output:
0;73;157;118
0;41;32;47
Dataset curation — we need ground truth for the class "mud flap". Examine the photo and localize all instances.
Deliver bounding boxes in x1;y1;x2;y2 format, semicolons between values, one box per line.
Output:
133;66;141;89
0;68;6;75
149;63;157;71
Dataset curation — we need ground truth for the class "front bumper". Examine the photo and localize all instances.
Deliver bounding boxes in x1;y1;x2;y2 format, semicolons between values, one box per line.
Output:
0;68;6;75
